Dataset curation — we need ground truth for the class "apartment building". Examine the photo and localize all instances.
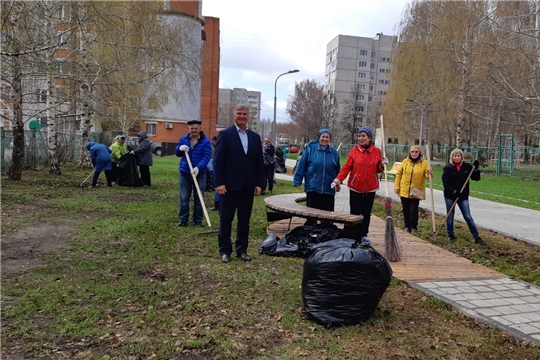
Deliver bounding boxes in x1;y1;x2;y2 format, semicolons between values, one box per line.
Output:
218;88;261;132
324;33;396;132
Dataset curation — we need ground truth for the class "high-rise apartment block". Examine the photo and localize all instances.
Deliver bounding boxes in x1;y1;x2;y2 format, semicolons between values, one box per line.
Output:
218;88;261;132
325;33;396;131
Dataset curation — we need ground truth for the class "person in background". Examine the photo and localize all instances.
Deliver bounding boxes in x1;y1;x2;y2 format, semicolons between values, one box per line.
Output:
131;131;153;186
394;145;430;234
293;129;340;219
442;148;485;245
332;126;387;241
85;142;113;188
109;135;127;183
175;120;212;227
208;135;221;211
213;104;264;263
261;136;275;195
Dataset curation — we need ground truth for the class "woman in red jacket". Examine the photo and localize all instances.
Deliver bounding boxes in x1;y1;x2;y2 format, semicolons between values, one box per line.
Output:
333;126;387;241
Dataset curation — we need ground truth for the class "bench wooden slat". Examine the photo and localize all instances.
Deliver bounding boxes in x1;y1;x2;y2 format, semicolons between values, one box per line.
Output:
265;193;363;225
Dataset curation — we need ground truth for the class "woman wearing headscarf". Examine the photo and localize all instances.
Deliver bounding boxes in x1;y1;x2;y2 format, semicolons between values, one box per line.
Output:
131;131;153;186
85;142;113;188
293;129;340;214
442;148;485;245
394;145;430;234
332;126;388;240
109;135;127;183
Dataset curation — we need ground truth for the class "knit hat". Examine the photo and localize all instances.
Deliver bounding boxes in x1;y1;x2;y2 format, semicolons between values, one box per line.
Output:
264;136;272;142
358;126;373;139
317;128;332;139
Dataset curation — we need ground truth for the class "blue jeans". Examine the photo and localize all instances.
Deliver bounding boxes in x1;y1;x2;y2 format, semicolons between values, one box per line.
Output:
179;172;206;224
444;197;479;240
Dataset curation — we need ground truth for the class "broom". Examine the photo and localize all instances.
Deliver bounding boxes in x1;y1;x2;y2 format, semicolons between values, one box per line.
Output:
380;115;401;262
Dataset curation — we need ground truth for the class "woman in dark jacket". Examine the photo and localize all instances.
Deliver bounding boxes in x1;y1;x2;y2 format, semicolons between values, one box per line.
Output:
132;131;153;186
442;148;485;245
262;136;275;194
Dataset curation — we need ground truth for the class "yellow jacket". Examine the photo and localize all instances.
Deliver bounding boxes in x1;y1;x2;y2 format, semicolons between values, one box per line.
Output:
394;157;429;199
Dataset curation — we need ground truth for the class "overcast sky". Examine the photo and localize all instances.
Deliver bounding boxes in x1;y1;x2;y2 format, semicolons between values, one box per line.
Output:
202;0;410;126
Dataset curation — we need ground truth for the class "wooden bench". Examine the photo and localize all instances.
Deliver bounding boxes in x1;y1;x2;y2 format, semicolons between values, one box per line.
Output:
264;193;363;237
381;161;401;180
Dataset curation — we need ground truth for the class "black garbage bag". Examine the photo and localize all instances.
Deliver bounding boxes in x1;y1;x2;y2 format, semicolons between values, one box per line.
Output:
117;153;144;187
302;238;393;327
275;156;286;173
258;233;300;257
258;223;342;258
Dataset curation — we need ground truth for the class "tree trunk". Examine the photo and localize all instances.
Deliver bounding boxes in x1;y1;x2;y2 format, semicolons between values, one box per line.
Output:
9;55;25;181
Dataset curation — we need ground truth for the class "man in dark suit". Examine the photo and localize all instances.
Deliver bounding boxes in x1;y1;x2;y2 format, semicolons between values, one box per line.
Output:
213;104;265;263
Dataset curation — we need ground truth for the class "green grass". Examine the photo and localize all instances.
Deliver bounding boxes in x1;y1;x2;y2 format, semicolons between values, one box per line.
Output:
1;156;540;359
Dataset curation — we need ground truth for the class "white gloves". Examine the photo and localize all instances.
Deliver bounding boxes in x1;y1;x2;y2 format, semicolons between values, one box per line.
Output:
179;145;189;152
382;157;389;165
331;179;341;192
191;167;199;176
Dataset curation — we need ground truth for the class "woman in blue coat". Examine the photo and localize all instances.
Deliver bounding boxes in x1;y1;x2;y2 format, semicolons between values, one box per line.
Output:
85;142;113;188
293;129;340;213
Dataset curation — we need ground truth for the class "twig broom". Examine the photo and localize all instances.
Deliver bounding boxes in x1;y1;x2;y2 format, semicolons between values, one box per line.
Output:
380;115;401;262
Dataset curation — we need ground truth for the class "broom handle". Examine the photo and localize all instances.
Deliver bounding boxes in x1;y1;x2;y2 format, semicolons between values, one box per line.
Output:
425;142;436;232
433;166;475;236
380;115;389;197
185;151;212;228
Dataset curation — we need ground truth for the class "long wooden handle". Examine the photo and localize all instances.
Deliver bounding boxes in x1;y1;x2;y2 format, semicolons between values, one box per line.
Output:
425;143;436;232
380;114;389;197
185;152;212;228
433;166;475;237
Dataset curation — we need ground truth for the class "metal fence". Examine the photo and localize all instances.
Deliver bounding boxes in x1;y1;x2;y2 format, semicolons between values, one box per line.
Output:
0;129;102;173
337;143;540;178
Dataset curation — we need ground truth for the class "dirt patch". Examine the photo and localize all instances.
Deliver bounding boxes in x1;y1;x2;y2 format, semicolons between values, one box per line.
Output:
1;218;80;276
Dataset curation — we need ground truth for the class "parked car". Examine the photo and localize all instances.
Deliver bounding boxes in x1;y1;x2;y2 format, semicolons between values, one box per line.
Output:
125;136;162;156
290;146;299;153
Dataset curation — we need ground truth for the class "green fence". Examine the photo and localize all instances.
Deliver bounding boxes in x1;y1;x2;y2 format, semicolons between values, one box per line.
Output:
336;143;540;179
1;129;102;173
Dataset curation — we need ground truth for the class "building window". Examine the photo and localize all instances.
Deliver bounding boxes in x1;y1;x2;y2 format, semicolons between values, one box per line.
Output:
370;63;375;69
381;57;390;62
379;80;390;84
368;96;372;102
379;68;391;73
358;72;367;79
370;74;375;81
359;49;368;56
371;52;376;58
358;61;367;67
370;85;374;91
146;123;156;136
357;95;364;101
37;89;47;103
357;83;366;90
378;91;387;95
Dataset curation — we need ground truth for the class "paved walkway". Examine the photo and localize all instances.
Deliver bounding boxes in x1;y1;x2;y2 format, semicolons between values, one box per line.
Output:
274;161;540;346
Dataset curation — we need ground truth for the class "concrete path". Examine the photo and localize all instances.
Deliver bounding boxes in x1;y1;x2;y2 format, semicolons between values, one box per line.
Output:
275;160;540;345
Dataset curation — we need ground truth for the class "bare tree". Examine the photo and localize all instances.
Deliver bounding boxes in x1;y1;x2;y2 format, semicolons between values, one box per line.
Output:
286;79;327;143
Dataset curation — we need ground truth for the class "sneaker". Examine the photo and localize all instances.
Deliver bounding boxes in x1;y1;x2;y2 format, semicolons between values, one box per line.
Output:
475;237;487;246
447;236;455;243
405;227;411;233
177;222;187;227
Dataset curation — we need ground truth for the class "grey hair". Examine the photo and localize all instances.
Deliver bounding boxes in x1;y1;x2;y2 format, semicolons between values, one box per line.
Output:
234;104;249;112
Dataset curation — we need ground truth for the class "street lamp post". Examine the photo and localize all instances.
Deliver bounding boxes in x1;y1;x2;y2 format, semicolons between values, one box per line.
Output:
273;69;299;144
406;98;425;145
